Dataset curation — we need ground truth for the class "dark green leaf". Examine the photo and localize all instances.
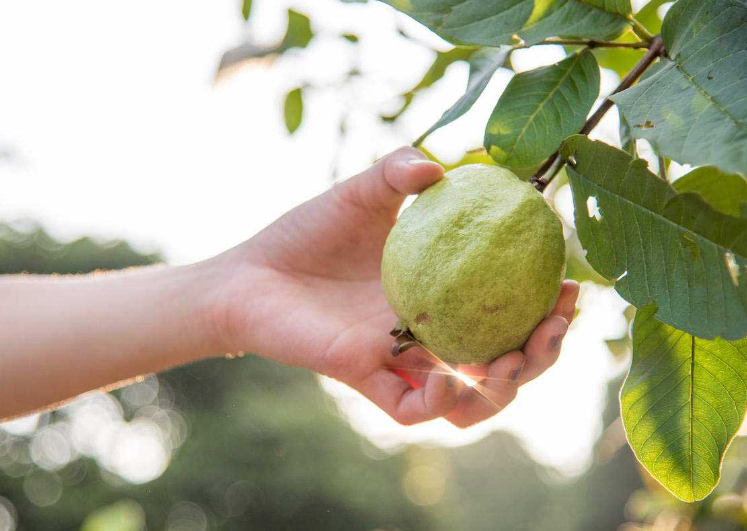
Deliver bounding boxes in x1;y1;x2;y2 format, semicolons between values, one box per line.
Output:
562;135;747;340
622;305;747;502
485;50;599;169
413;47;510;146
612;0;747;175
242;0;252;20
619;113;637;156
380;0;630;46
674;167;747;218
381;46;476;122
284;88;304;134
518;0;632;44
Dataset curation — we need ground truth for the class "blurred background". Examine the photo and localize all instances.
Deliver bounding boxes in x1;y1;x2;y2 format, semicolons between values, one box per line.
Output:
2;1;747;530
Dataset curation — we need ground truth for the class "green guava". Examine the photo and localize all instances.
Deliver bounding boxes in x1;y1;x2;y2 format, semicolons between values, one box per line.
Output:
381;164;566;365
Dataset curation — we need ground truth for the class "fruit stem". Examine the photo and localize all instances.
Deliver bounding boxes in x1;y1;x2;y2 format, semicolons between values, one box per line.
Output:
531;35;664;192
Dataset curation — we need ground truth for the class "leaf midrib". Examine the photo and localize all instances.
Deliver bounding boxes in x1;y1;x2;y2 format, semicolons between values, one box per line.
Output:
506;53;584;160
689;335;695;500
672;54;747;133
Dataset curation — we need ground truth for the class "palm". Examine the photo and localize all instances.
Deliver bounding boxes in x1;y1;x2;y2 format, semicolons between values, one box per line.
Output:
220;148;579;428
240;182;400;381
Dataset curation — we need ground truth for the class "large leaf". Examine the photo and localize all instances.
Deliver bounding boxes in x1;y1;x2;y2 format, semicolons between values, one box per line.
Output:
518;0;631;44
380;0;630;46
622;305;747;502
674;167;747;218
562;135;747;340
414;47;510;146
612;0;747;175
485;50;599;169
381;46;476;122
283;87;304;134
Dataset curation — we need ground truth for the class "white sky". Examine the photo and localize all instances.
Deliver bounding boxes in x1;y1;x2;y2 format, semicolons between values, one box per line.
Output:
0;0;640;477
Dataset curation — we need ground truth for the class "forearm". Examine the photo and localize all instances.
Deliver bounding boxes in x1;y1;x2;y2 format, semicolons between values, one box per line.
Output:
0;261;223;420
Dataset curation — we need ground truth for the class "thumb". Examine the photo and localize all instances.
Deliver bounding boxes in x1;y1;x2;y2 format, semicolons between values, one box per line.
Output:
335;147;444;213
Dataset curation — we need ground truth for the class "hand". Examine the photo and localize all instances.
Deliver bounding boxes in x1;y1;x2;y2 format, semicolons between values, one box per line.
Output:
212;147;580;428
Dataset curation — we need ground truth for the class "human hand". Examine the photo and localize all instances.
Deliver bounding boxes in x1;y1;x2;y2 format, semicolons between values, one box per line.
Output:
210;147;580;427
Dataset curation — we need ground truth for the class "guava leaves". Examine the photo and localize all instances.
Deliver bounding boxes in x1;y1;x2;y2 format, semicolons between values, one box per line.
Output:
518;0;631;44
562;135;747;340
242;0;252;20
381;46;476;122
619;113;636;156
612;0;747;175
674;167;747;218
622;305;747;502
218;9;313;73
414;47;510;146
485;50;599;169
284;87;304;134
380;0;630;47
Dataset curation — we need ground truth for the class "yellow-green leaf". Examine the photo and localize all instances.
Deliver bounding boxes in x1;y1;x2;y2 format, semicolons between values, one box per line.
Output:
622;305;747;502
674;167;747;218
284;88;303;135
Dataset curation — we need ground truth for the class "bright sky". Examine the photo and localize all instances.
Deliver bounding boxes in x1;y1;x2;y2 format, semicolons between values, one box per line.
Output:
0;0;644;478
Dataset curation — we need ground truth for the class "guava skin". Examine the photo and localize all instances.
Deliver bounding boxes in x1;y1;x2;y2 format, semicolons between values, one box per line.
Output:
381;164;566;365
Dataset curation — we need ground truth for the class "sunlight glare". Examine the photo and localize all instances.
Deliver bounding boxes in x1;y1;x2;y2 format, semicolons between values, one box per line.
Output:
454;370;477;387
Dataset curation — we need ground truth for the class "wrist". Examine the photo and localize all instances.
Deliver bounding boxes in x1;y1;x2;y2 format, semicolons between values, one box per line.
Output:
177;257;235;360
189;247;268;359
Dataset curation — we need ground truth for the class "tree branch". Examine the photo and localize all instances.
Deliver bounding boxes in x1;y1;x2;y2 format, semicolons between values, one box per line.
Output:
531;35;664;192
514;38;651;50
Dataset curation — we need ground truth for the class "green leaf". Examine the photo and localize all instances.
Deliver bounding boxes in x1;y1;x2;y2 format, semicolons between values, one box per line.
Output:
242;0;252;20
621;305;747;502
380;0;630;46
414;47;510;146
485;50;600;169
342;33;359;43
619;113;637;156
518;0;632;44
381;46;476;122
278;10;314;52
562;135;747;340
634;0;671;34
218;9;313;73
284;88;304;134
674;167;747;218
612;0;747;175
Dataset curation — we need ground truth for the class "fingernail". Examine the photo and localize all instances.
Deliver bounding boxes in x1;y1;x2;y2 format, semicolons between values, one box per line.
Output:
406;158;438;166
446;375;457;388
549;330;567;351
509;363;524;384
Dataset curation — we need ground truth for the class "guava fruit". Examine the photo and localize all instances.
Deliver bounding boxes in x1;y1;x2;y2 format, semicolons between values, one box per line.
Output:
381;164;566;365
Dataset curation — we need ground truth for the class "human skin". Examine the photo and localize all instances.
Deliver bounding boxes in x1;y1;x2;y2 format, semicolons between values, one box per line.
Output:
0;147;579;427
